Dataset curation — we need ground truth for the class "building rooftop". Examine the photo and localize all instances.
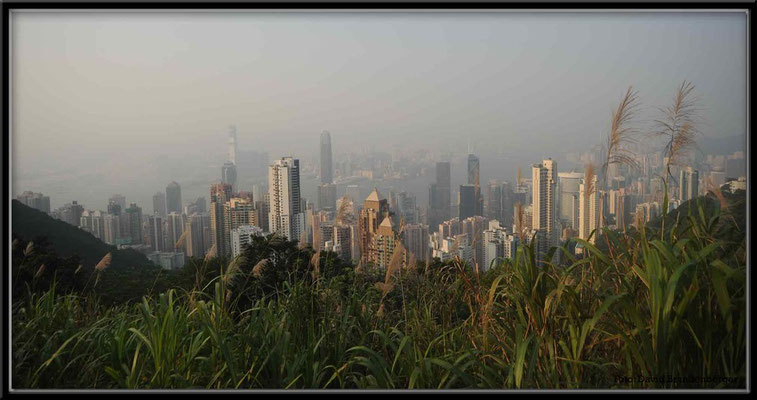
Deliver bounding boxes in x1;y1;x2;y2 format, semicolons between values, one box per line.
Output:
365;187;383;202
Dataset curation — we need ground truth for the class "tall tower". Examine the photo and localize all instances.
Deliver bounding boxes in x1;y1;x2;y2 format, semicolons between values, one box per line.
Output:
222;162;238;194
429;161;451;229
268;157;305;241
320;130;333;184
467;153;484;216
166;182;182;214
531;159;557;262
228;125;237;165
210;183;233;257
458;184;477;220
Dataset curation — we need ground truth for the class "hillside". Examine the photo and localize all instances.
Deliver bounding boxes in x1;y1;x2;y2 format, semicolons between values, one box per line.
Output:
12;200;171;304
12;199;152;270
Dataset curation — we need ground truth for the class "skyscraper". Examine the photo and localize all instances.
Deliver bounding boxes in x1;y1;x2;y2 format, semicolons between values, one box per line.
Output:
222;162;238;193
458;184;477;220
557;172;583;230
531;159;558;262
103;213;120;245
224;196;256;245
320;130;333;184
679;167;699;203
147;214;165;252
166;182;182;214
268;157;305;241
166;212;186;251
185;213;211;258
359;187;391;268
152;192;167;217
332;224;353;262
402;223;429;263
373;216;404;269
428;161;451;229
467;154;484;216
210;183;233;257
124;203;143;245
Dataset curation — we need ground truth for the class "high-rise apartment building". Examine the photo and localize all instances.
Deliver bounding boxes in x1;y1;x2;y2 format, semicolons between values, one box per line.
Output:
103;213;120;245
402;223;429;263
359;188;391;268
124;203;143;245
166;212;185;251
80;210;105;241
461;215;487;269
166;182;182;214
320;130;333;184
372;216;404;269
483;220;519;272
185;213;212;258
223;197;257;247
231;225;263;258
679;167;699;203
531;159;558;262
332;224;353;262
147;215;165;252
268;157;305;241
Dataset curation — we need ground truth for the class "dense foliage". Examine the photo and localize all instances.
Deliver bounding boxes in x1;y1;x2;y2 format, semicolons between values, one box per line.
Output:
11;192;746;389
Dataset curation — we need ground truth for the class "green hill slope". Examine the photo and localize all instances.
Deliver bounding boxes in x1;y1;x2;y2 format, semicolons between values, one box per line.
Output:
12;199;172;304
12;199;151;270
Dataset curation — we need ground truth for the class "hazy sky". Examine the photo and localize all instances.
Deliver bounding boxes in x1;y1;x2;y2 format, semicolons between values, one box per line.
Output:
11;11;747;210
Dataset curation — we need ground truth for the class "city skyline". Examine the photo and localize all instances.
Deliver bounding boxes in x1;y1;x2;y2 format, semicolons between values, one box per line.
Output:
11;11;747;211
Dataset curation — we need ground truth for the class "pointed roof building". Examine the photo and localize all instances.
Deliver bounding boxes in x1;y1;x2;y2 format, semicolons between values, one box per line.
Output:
364;187;388;214
378;216;394;235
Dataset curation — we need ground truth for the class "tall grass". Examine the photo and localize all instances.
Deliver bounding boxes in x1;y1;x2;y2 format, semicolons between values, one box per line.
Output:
12;193;745;389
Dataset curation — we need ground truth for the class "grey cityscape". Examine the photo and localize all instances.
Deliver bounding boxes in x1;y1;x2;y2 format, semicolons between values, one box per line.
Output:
9;10;748;390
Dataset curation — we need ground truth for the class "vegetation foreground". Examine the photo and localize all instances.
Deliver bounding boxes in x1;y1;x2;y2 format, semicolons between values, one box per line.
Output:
10;190;746;389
